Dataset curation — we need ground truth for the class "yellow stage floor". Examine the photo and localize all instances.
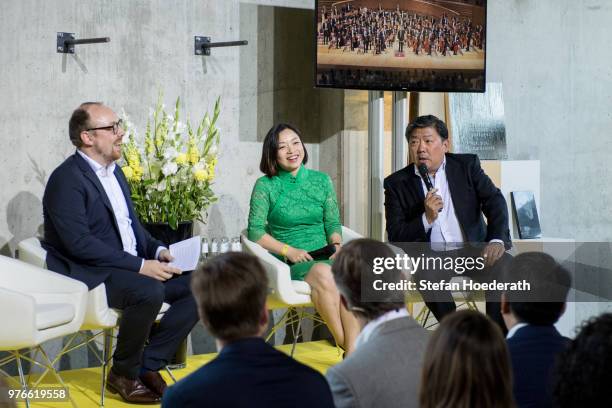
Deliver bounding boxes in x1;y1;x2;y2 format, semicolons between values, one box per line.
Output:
11;341;341;408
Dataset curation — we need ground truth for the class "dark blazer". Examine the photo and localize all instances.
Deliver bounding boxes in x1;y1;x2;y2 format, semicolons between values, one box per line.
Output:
384;153;511;247
507;325;570;408
162;337;335;408
42;153;163;289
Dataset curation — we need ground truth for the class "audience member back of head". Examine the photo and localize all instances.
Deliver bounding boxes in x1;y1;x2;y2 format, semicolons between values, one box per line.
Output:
161;252;334;408
420;310;515;408
501;252;572;408
553;313;612;408
326;238;429;408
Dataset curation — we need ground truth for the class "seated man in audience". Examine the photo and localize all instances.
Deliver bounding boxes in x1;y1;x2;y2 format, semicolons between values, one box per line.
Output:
553;313;612;408
501;252;572;408
326;239;429;408
43;102;199;403
162;252;335;408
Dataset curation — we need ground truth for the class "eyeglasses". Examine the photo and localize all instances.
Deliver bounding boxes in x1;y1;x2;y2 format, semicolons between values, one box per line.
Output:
87;119;124;135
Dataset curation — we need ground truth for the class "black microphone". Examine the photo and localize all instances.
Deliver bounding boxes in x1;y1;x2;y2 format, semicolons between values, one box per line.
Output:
417;164;434;191
418;163;443;212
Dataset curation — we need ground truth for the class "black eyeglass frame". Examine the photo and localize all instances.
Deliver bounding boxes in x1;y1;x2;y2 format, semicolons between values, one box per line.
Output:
86;119;124;135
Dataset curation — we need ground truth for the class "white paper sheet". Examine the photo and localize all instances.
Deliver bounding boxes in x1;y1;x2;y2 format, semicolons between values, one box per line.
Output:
169;236;201;271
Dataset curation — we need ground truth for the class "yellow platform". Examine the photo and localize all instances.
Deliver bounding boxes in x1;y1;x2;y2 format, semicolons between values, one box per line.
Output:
10;340;342;408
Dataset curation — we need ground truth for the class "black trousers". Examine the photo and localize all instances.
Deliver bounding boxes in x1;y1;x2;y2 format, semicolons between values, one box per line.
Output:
414;246;512;332
104;270;199;379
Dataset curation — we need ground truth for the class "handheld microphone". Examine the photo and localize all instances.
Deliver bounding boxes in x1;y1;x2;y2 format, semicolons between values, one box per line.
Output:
418;163;443;212
417;164;434;191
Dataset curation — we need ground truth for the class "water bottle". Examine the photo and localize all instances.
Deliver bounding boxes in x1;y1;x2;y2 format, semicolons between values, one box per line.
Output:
220;237;230;253
210;238;219;257
231;237;242;252
200;237;209;261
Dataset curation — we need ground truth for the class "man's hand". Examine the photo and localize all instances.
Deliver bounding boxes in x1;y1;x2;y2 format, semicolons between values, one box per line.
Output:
158;249;174;263
424;188;443;224
286;247;313;263
140;260;181;281
481;242;505;267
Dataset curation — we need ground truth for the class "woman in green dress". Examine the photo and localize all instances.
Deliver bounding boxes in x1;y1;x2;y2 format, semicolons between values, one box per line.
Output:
248;123;358;354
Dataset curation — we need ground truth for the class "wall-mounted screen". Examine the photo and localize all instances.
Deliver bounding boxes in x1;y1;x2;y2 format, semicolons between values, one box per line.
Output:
315;0;487;92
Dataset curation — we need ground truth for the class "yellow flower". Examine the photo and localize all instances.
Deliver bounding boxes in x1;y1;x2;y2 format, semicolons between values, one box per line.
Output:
122;166;134;180
176;153;188;165
130;164;144;181
194;168;208;181
188;147;199;165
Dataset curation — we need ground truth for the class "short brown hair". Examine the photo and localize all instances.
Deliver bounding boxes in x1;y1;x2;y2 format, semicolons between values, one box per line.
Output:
420;310;515;408
332;238;406;321
259;123;308;177
191;252;268;342
69;102;102;147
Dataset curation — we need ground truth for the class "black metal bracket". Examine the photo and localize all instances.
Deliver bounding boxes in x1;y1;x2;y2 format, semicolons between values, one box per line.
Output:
194;36;248;56
56;32;110;54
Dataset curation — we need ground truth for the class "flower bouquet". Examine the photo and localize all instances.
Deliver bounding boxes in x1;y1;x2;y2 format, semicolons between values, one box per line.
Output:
120;94;220;230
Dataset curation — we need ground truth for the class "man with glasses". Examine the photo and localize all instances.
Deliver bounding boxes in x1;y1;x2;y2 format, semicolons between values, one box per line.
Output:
42;102;199;403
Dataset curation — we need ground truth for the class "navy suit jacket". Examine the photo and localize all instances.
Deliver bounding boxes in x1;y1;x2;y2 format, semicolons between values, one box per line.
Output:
507;325;570;408
162;338;334;408
384;153;511;247
42;152;163;289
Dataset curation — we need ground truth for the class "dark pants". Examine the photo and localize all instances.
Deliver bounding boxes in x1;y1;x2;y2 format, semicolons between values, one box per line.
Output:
104;270;199;379
414;246;512;332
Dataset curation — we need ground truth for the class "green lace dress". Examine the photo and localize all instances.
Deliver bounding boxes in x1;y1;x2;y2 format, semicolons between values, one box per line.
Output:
247;165;342;280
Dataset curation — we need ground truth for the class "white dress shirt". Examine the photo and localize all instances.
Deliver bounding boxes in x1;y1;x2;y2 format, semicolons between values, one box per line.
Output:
506;322;528;339
415;158;465;251
415;157;504;250
354;308;409;350
77;150;139;256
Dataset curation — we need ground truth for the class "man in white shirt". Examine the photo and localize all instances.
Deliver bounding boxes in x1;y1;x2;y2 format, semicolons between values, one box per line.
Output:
384;115;512;329
43;102;199;403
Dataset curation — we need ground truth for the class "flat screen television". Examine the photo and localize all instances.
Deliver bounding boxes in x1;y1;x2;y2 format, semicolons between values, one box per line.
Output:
315;0;487;92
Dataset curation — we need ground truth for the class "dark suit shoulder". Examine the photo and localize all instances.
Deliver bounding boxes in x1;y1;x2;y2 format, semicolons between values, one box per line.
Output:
384;165;416;187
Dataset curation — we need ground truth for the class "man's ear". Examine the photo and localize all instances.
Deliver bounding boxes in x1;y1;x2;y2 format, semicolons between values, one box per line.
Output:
339;293;349;310
80;130;93;147
500;292;510;314
260;303;269;328
442;137;450;153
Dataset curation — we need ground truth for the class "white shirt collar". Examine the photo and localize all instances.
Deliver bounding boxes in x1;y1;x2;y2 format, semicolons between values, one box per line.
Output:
506;322;529;339
77;149;116;177
355;308;409;349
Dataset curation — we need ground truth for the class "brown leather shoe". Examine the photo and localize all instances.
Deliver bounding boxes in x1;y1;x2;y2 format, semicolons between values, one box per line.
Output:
106;370;161;404
139;370;168;397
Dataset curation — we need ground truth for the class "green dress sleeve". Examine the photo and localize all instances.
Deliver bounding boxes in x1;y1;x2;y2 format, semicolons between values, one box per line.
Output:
323;174;342;240
247;177;270;242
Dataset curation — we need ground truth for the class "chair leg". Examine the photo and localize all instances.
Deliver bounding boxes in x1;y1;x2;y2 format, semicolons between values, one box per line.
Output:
101;328;113;407
290;309;305;357
164;366;177;383
15;351;30;408
37;346;77;408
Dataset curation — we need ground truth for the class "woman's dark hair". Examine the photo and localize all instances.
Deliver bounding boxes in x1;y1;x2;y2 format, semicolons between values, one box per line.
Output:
420;310;515;408
405;114;449;141
259;123;308;177
553;313;612;408
332;239;406;321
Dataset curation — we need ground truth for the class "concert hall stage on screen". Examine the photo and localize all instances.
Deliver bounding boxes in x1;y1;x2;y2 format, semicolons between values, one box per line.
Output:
315;0;487;92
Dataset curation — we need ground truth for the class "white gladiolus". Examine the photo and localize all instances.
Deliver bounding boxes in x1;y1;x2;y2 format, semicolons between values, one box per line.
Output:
156;179;167;191
163;146;178;160
161;161;178;176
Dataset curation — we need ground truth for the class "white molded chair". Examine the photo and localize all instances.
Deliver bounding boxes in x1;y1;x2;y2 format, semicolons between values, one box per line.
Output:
241;226;362;355
17;237;172;407
0;255;88;408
